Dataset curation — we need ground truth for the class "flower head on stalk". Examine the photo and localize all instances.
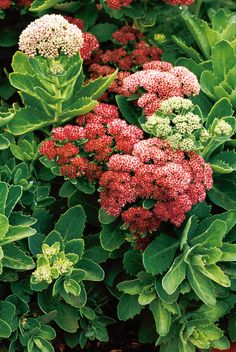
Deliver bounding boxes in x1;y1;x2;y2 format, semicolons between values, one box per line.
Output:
19;14;84;59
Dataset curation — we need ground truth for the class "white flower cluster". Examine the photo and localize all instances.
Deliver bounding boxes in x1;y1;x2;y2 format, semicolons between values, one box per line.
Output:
159;97;193;114
214;120;232;136
146;97;209;151
19;14;84;59
32;264;52;283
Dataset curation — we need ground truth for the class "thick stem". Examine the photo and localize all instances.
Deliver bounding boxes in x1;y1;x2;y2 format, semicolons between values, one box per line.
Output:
52;75;62;126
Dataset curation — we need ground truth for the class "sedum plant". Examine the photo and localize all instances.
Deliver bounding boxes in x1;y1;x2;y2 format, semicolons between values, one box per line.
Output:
174;8;236;108
0;14;117;135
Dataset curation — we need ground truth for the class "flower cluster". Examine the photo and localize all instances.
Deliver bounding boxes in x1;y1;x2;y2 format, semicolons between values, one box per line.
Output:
86;26;162;96
121;61;200;116
145;97;209;151
19;14;84;59
40;103;143;180
17;0;32;6
214;120;233;136
0;0;10;9
112;25;145;46
106;0;133;10
31;243;74;284
100;138;213;234
64;16;99;60
163;0;194;5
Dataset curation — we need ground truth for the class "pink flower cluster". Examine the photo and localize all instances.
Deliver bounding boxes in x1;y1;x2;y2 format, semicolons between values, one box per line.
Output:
163;0;194;5
64;16;99;60
122;61;200;116
106;0;133;10
40;103;143;179
100;138;213;234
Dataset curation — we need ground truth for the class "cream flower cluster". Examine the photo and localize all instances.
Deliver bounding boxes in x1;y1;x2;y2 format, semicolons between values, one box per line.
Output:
19;14;84;59
146;97;209;151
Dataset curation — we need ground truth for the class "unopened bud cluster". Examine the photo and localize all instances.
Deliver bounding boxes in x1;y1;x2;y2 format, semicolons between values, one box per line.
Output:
145;97;209;151
32;243;74;284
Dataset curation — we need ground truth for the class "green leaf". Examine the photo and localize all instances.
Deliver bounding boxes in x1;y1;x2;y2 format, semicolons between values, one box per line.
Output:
11;51;34;75
211;40;235;81
200;71;217;100
172;35;202;62
61;98;98;121
100;220;125;251
210;160;234;174
143;234;179;275
155;279;180;304
98;208;116;225
2;244;35;270
123;249;144;276
195;210;236;237
30;0;63;11
7;106;53;135
181;10;211;59
77;70;118;100
190;220;227;248
84;234;109;264
0;108;15;127
90;22;118;42
117;279;141;295
162;254;187;295
0;320;12;338
150;299;171;336
198;263;230;287
0;215;9;240
0;134;10;150
206;98;233;128
1;226;36;245
65;239;84;258
0;182;8;214
210;152;236;172
220;243;236;261
115;95;140;126
76;259;104;281
55;205;86;241
5;185;23;217
207;175;236;210
187;264;216;306
59;181;76;198
117;294;143;321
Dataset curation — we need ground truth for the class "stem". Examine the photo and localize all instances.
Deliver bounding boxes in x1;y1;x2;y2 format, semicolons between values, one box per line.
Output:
51;75;62;126
194;0;202;17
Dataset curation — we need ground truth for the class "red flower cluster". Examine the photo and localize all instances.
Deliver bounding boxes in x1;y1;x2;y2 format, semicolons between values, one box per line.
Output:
85;25;162;96
122;61;200;116
64;16;99;60
112;25;145;46
106;0;133;10
163;0;194;5
76;103;143;161
100;138;213;234
17;0;32;7
40;104;143;179
64;16;84;30
91;35;162;72
0;0;10;9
